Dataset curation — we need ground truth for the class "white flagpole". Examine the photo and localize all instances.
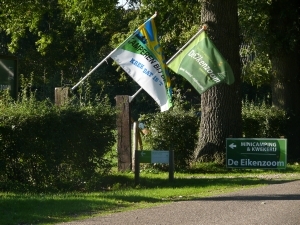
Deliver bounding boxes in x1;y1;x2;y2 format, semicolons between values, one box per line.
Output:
71;12;158;91
71;54;112;91
129;87;143;103
166;25;207;65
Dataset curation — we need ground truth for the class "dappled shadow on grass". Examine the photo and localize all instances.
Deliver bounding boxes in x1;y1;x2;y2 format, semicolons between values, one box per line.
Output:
98;178;300;213
2;177;299;225
102;173;299;190
99;175;300;202
0;194;162;225
0;197;117;225
0;192;164;225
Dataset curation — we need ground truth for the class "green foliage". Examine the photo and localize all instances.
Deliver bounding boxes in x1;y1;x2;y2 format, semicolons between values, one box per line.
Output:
0;0;133;103
0;0;120;54
240;44;272;86
139;90;200;169
0;0;203;111
139;97;287;169
0;79;116;192
238;0;300;86
242;100;287;138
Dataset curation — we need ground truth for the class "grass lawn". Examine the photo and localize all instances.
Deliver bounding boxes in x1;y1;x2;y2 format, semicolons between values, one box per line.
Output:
1;163;300;225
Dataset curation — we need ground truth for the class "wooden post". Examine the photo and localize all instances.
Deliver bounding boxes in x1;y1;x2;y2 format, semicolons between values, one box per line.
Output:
137;126;143;150
169;150;174;181
55;87;69;106
134;150;140;185
115;95;132;172
132;121;144;172
132;122;137;172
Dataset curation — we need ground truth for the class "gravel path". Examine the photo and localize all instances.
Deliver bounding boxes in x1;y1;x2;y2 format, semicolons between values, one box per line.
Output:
57;179;300;225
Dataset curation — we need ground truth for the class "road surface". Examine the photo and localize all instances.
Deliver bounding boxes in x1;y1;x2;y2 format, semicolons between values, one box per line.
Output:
57;179;300;225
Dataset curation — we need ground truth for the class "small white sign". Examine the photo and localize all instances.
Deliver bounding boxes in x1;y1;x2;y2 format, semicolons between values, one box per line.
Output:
151;151;169;163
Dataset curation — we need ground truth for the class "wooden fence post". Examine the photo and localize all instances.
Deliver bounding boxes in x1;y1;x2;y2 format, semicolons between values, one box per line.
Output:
115;95;132;172
132;121;144;172
55;87;69;106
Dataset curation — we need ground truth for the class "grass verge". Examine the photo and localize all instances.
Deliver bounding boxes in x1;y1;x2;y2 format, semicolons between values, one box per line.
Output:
0;163;299;225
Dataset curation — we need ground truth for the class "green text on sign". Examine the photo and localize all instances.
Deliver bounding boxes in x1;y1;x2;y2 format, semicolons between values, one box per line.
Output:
226;138;287;169
138;150;169;164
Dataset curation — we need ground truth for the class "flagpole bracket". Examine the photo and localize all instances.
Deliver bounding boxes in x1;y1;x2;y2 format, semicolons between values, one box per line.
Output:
202;24;208;30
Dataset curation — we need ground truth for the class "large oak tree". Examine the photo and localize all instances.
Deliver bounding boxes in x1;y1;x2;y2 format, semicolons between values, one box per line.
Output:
194;0;242;160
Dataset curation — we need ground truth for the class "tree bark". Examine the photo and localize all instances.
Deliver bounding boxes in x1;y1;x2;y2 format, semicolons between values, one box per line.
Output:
269;0;300;159
271;52;300;112
194;0;242;161
271;52;300;159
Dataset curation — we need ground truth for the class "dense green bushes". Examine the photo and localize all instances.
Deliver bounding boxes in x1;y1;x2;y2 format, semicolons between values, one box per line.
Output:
140;109;200;169
0;91;116;192
139;90;200;169
141;99;287;168
242;100;287;138
0;84;288;192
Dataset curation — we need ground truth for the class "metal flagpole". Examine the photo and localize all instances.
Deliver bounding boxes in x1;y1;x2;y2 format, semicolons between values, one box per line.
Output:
71;12;158;91
129;87;143;103
71;54;112;91
166;25;207;65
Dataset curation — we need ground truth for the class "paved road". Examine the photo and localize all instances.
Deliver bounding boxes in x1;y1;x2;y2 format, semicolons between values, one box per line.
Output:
57;180;300;225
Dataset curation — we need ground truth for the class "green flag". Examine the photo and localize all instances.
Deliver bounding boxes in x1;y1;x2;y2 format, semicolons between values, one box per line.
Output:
168;31;234;94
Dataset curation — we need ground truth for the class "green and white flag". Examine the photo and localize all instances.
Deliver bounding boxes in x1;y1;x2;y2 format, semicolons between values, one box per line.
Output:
168;31;234;94
110;15;172;112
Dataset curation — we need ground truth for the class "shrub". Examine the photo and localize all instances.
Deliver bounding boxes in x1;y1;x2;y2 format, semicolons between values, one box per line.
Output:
139;99;287;169
242;100;287;138
139;90;200;169
0;88;116;192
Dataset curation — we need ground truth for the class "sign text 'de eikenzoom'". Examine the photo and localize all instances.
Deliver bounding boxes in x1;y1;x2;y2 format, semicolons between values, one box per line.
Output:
228;159;285;167
226;138;287;169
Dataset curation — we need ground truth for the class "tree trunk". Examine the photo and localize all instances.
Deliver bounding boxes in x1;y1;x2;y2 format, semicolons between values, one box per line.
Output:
271;52;300;112
271;52;300;159
269;0;300;159
194;0;242;161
